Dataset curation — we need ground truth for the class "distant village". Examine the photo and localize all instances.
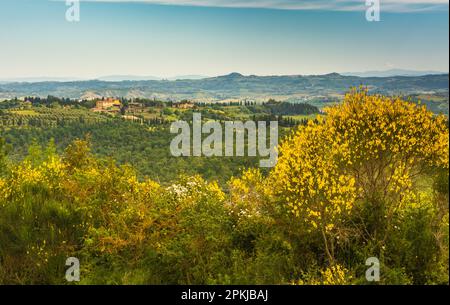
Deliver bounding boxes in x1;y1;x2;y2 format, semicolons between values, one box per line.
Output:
87;97;195;118
91;97;195;114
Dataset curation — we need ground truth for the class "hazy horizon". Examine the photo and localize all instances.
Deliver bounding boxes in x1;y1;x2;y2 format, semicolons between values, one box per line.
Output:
1;68;450;83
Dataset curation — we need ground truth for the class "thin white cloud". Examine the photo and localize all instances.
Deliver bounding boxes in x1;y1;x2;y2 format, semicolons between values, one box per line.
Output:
79;0;449;12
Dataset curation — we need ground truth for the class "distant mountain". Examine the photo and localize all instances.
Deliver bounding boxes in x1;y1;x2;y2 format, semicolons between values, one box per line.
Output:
97;75;161;82
98;75;208;81
221;72;244;78
168;75;208;81
342;69;446;77
0;77;85;83
0;72;448;101
0;75;209;83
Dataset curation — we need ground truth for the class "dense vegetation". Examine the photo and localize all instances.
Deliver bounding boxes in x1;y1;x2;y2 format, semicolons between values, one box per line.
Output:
0;90;448;284
0;98;314;184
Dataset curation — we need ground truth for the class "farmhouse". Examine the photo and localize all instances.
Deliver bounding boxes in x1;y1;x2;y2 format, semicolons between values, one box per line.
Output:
127;102;145;113
175;101;195;109
96;98;121;109
92;98;122;113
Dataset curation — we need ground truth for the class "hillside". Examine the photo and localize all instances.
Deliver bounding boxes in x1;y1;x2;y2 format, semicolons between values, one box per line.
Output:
1;90;448;285
1;73;448;102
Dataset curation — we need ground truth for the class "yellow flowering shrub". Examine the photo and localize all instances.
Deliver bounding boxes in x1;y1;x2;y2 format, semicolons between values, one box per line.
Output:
293;264;352;285
227;169;277;250
7;161;46;200
271;88;449;262
228;168;267;208
0;178;8;202
75;163;153;255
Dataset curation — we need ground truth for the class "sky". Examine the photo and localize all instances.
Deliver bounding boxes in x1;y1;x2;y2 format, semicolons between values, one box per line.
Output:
0;0;448;79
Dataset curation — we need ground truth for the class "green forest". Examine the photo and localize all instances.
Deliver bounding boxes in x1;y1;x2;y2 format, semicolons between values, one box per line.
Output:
0;97;316;184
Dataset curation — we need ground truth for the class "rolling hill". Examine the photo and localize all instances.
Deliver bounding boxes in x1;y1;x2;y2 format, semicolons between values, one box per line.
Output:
0;72;448;102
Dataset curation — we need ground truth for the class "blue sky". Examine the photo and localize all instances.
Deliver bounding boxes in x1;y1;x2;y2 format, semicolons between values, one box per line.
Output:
0;0;448;78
